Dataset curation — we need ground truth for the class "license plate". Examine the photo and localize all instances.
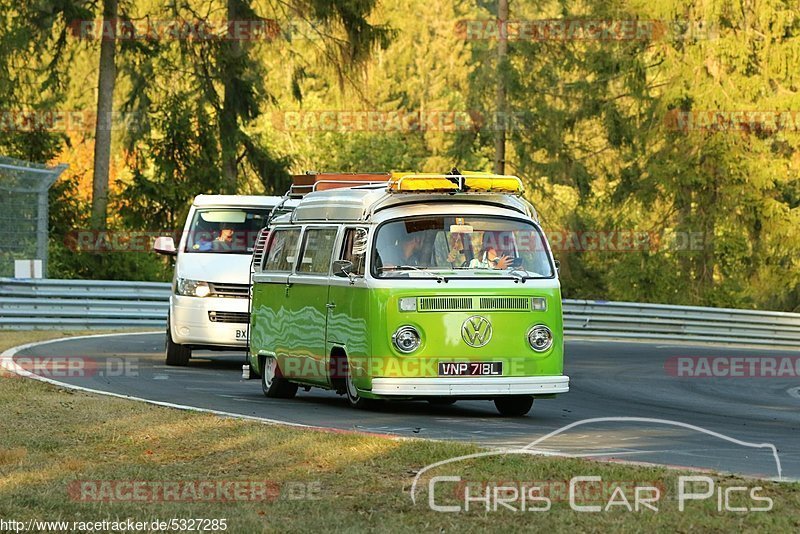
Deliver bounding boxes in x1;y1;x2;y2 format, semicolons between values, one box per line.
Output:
438;362;502;376
235;329;249;341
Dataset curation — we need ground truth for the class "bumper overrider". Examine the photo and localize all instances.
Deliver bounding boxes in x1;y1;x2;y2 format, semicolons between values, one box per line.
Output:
370;375;569;396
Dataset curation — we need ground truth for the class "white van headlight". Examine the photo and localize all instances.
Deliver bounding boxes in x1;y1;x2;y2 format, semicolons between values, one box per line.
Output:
527;325;553;352
176;278;211;297
392;326;421;353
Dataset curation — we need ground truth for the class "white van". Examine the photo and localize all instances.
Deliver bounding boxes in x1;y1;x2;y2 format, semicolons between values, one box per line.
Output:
154;195;296;366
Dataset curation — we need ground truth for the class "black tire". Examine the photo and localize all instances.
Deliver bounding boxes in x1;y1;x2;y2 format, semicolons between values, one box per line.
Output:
165;325;191;366
260;356;298;399
428;398;457;406
345;358;377;410
494;396;534;417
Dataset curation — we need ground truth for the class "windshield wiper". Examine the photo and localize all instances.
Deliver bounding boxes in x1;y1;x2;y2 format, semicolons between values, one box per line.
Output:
380;265;448;283
507;267;532;283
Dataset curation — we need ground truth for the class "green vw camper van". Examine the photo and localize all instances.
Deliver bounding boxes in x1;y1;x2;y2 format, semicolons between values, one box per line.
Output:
248;171;568;416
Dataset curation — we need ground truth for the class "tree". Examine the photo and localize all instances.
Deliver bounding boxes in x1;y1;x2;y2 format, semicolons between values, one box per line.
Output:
493;0;508;175
90;0;118;230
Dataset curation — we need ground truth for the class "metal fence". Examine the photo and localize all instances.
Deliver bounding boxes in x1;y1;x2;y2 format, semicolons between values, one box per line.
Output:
0;278;168;329
1;278;799;349
563;300;800;348
0;157;68;277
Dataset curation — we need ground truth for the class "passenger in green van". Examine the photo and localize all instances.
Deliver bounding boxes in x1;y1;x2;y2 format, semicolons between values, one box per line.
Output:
469;231;513;270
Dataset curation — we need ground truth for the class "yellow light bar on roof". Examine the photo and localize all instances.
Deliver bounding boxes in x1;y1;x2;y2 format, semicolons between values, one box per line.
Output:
388;172;524;194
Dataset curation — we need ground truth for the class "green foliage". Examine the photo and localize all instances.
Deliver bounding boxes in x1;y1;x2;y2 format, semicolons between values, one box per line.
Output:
48;172;172;281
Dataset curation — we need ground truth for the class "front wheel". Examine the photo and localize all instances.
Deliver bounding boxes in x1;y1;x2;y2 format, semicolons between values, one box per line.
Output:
261;357;297;399
494;396;534;417
165;325;190;366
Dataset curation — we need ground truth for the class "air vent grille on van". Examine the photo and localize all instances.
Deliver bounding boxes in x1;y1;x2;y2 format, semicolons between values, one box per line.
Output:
418;297;473;311
479;297;530;311
417;296;533;312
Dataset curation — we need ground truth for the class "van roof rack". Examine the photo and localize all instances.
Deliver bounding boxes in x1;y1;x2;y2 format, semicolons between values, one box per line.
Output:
289;172;391;197
387;171;524;195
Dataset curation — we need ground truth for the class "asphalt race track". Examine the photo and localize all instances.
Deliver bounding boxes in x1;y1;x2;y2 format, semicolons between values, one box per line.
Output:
10;333;800;480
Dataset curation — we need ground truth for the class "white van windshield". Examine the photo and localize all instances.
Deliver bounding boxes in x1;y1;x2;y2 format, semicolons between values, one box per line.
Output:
185;208;273;254
373;216;554;279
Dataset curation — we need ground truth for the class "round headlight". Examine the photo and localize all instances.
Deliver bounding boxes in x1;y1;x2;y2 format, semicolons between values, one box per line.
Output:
194;283;211;297
392;326;421;354
527;325;553;352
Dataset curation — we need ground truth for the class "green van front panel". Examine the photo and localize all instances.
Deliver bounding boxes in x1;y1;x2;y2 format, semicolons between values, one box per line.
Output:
352;286;565;391
252;281;565;393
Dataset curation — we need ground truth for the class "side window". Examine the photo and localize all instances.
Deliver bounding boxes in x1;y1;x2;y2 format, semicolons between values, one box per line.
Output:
263;228;301;272
298;228;338;274
341;227;368;276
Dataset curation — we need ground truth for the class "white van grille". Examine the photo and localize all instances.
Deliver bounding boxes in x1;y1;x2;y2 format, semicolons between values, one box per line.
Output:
208;311;250;323
208;283;249;298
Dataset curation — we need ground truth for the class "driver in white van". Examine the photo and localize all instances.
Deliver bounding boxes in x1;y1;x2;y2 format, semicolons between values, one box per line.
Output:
211;224;235;251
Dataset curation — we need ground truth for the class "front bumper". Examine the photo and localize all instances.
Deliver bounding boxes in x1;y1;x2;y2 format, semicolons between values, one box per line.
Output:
370;375;569;397
170;295;249;348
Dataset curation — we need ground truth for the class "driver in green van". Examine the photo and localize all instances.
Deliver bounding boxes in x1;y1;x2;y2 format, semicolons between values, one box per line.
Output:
375;226;426;269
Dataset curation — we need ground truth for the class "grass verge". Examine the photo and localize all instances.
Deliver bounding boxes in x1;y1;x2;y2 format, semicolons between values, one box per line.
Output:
1;330;798;533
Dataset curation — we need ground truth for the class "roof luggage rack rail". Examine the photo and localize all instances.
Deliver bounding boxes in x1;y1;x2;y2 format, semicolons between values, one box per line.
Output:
288;172;391;198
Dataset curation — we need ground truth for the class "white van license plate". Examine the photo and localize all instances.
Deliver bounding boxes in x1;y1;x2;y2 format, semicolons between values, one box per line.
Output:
438;362;502;376
235;329;248;341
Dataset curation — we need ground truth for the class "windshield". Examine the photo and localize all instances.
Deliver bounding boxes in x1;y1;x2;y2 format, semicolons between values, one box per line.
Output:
185;208;275;254
372;215;554;279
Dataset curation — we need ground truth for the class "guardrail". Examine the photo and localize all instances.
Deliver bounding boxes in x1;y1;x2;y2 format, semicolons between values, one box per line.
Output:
563;300;800;349
0;278;170;330
2;278;799;349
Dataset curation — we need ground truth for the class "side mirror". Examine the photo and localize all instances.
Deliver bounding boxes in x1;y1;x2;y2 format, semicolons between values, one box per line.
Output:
554;259;561;272
332;259;354;277
154;236;177;256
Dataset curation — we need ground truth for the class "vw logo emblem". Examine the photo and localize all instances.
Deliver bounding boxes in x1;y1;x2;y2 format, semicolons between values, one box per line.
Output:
461;316;492;348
